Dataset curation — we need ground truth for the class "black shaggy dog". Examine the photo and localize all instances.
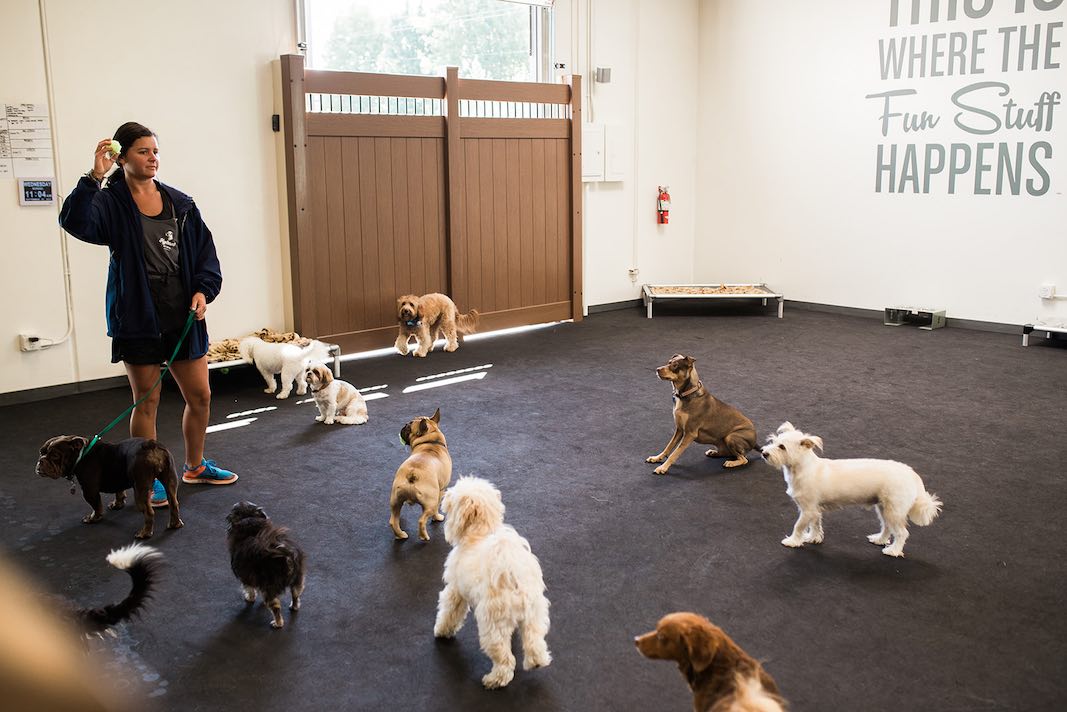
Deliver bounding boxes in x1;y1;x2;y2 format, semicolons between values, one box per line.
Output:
74;543;163;636
226;501;306;629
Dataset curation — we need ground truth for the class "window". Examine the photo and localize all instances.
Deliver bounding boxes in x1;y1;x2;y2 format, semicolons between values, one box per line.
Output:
302;0;553;82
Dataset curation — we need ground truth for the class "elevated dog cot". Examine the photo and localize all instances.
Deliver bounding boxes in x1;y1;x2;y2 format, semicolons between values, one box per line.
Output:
641;284;784;319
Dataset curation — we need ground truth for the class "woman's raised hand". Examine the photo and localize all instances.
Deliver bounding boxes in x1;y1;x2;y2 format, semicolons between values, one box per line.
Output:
92;139;117;180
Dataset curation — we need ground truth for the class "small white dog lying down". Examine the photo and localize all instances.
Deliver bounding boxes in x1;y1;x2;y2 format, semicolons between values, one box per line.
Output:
305;363;368;425
238;336;331;400
433;476;552;689
761;422;942;557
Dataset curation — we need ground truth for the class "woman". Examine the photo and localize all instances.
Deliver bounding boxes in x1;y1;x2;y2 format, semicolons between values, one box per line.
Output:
60;122;237;506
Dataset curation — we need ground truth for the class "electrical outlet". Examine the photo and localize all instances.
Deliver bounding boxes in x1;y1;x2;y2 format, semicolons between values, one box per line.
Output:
628;268;639;282
1039;283;1056;299
18;334;44;351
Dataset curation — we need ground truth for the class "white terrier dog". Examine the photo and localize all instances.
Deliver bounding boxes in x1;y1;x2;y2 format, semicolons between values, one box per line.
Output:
433;476;552;689
304;364;368;425
761;422;942;557
238;336;331;400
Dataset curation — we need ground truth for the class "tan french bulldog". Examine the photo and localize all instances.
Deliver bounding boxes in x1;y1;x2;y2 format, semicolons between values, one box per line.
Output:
389;408;452;541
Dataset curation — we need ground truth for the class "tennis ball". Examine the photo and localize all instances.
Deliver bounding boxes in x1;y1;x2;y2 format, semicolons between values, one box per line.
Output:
108;140;121;157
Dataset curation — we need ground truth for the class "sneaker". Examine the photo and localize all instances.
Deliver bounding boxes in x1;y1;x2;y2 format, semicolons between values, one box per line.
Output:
150;479;169;508
182;458;239;485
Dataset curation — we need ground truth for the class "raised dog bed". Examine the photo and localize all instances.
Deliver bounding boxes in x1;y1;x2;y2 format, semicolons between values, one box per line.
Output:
883;306;946;330
641;284;784;319
1022;321;1067;346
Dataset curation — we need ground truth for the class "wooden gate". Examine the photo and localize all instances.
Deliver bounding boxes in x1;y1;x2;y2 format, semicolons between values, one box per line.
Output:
280;55;582;353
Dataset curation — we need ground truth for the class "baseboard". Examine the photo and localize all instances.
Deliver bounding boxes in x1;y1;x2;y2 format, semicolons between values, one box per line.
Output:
785;300;1020;335
0;374;130;407
588;299;642;314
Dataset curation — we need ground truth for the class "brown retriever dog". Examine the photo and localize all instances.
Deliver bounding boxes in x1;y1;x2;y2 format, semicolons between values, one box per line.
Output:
646;354;757;475
635;612;784;712
389;408;452;541
395;293;479;357
35;436;183;539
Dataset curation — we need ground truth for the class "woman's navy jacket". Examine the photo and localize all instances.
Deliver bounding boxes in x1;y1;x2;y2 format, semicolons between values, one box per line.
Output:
59;173;223;359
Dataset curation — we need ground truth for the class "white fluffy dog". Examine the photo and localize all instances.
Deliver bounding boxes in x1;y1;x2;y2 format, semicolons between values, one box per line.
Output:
761;422;942;557
238;336;331;400
305;364;368;425
433;476;551;689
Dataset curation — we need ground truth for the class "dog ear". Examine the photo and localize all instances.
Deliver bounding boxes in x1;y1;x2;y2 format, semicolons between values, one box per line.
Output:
683;355;695;365
777;421;795;434
801;436;823;452
416;418;428;436
431;408;440;424
682;621;717;673
69;436;89;450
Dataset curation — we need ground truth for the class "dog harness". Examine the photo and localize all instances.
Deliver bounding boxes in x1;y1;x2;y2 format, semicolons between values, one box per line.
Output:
673;380;704;400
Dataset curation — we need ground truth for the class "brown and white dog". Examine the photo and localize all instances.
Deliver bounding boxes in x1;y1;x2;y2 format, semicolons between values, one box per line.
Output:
36;436;183;539
646;354;757;475
305;364;368;425
389;408;451;541
635;612;784;712
395;293;479;357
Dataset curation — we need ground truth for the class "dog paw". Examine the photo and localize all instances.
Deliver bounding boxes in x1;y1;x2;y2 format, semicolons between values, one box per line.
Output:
107;500;125;511
315;415;324;422
270;619;285;629
290;600;300;611
781;537;804;548
523;648;552;670
444;343;458;352
434;512;444;522
168;517;184;530
296;387;307;395
433;625;456;639
645;455;665;463
882;546;905;557
867;534;891;545
135;528;153;540
354;416;368;425
805;534;824;544
275;392;290;400
482;667;514;689
242;587;257;603
723;458;749;468
653;465;670;475
418;530;430;542
394;530;409;540
414;351;428;358
704;447;719;457
82;513;103;524
324;418;335;425
263;387;275;394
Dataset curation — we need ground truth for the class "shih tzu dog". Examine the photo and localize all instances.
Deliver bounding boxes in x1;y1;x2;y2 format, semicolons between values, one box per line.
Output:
305;363;368;425
226;501;306;629
433;476;551;689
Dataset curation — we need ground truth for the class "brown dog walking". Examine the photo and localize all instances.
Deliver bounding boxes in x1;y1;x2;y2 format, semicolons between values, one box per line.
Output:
390;409;452;541
646;354;757;475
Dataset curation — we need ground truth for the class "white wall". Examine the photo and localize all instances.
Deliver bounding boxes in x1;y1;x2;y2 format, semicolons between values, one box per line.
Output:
0;0;296;394
555;0;700;308
697;0;1067;325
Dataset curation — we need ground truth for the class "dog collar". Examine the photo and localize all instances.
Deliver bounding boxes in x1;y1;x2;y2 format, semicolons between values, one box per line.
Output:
673;380;703;400
404;319;421;327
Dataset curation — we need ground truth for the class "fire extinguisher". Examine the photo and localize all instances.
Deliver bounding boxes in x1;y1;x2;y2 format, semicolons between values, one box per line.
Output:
657;186;671;224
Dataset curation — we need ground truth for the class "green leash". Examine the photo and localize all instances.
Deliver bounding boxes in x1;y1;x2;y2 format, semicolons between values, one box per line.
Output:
68;310;197;492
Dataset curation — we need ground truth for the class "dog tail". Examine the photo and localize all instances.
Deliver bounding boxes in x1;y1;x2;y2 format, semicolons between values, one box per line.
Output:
908;489;943;526
301;339;332;364
456;309;479;335
77;543;163;634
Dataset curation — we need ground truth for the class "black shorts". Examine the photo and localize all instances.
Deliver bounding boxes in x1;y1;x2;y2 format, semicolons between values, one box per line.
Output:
112;328;197;365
